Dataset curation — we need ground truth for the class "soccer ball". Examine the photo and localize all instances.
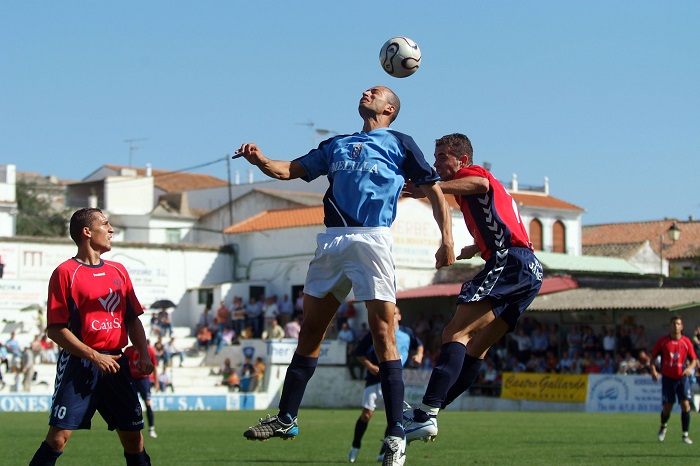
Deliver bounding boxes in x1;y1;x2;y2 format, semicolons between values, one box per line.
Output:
379;36;421;78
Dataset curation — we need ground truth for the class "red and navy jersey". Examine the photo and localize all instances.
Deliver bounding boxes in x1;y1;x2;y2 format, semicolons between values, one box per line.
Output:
47;258;143;351
453;165;532;260
651;334;697;380
124;345;157;379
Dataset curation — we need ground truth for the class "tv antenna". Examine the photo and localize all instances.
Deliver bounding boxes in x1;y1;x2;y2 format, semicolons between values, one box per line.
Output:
123;138;149;167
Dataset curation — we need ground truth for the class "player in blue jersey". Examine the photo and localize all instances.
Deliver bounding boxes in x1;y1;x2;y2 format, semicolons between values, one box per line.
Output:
402;133;543;444
236;86;455;466
348;306;423;463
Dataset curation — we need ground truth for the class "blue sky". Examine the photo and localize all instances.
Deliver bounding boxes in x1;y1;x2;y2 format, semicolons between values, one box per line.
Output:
2;1;698;226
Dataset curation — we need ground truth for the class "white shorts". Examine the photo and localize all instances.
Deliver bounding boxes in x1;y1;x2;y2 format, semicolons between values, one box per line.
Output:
304;227;396;303
362;383;384;411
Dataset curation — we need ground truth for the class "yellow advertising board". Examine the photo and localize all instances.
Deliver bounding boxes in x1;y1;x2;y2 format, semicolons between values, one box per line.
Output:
500;372;588;402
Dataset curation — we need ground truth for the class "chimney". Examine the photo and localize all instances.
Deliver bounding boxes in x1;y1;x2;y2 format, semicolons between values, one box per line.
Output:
234;170;240;185
544;176;549;195
248;169;254;184
146;163;152;177
511;173;518;192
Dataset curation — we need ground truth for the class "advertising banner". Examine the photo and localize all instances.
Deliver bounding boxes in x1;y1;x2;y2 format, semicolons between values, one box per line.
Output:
500;372;588;402
586;374;662;413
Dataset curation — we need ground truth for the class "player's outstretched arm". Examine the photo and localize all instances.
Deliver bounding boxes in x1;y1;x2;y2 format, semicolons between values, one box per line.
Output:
234;143;306;180
419;182;455;269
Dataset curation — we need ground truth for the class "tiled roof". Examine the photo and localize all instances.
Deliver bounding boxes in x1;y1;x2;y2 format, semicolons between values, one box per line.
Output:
253;189;323;206
583;220;700;259
103;165;228;193
224;205;324;233
510;192;584;211
440;191;583;212
396;276;578;299
582;243;645;260
535;251;643;274
529;287;700;312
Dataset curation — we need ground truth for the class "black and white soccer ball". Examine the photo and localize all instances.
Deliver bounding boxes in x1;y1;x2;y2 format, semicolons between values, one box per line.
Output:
379;36;421;78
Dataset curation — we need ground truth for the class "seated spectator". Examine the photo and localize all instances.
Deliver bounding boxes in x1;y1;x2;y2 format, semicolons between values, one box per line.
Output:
150;312;160;336
215;325;236;354
165;337;185;367
239;325;254;340
284;316;301;339
197;326;212;351
216;358;235;383
600;353;617;374
240;356;255;392
224;368;241;392
250;357;266;392
157;308;173;337
262;318;285;341
153;336;167;366
337;322;355;344
158;366;174;392
480;359;500;396
39;335;57;364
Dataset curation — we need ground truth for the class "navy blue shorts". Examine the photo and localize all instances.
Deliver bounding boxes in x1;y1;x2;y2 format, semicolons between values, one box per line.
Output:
661;376;693;404
132;377;152;402
48;349;144;431
456;247;543;333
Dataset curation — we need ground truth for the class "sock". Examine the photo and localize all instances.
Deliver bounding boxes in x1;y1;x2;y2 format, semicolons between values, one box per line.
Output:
352;418;368;448
29;441;63;466
124;449;151;466
442;353;484;409
146;406;154;428
682;411;690;433
278;353;318;421
421;342;467;410
661;412;670;425
379;359;404;438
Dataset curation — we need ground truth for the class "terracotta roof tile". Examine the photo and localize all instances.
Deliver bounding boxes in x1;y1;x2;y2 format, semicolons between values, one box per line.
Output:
440;191;584;211
583;220;700;260
224;205;324;233
104;164;228;193
510;192;584;211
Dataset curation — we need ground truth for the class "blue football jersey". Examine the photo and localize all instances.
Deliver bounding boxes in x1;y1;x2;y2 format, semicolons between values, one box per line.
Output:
295;128;439;227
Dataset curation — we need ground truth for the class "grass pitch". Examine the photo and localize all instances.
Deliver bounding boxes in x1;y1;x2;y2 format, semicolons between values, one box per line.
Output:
7;409;697;465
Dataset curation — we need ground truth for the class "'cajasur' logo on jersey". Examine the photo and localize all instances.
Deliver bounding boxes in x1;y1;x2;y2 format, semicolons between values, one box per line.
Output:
91;318;122;331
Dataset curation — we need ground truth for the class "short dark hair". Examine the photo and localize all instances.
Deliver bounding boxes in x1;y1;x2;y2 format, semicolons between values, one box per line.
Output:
69;208;102;245
384;88;401;122
435;133;474;165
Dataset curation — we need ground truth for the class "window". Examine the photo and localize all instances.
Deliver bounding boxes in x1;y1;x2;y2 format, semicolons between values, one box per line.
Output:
166;228;181;243
552;220;566;253
529;219;543;251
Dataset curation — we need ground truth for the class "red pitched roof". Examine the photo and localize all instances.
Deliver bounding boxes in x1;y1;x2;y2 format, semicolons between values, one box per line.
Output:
103;165;228;193
441;192;583;212
224;205;324;233
583;220;700;260
396;276;578;299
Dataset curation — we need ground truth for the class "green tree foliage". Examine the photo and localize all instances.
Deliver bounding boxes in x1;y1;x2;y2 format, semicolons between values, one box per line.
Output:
16;179;68;237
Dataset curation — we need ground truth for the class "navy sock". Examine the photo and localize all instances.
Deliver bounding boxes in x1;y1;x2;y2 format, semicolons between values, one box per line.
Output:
146;405;154;427
661;412;670;425
421;342;467;410
682;411;690;432
124;449;151;466
442;353;483;409
278;353;318;421
379;359;405;438
29;441;63;466
352;418;368;448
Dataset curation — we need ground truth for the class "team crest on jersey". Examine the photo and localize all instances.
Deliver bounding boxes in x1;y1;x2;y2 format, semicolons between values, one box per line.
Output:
98;288;122;315
351;143;363;159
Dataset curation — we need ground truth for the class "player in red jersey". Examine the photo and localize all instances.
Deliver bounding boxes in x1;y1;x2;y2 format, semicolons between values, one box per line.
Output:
29;208;154;466
124;342;159;439
402;133;543;443
651;315;697;444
